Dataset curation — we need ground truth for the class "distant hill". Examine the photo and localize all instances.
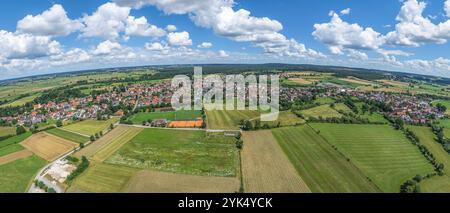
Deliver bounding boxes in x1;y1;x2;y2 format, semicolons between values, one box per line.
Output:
1;63;449;85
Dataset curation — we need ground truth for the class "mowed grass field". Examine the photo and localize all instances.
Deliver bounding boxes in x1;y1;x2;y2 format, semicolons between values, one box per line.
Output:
300;105;342;119
0;155;47;192
129;110;202;124
61;117;119;136
91;127;142;162
125;170;240;193
68;163;138;193
106;129;238;177
258;111;305;128
241;131;311;193
407;126;450;192
0;127;16;137
74;126;140;159
0;94;39;108
46;128;90;144
21;132;79;161
310;124;435;192
206;109;260;130
272;126;380;192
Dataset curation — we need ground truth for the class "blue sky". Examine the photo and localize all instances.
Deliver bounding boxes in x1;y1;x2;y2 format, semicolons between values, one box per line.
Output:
0;0;449;80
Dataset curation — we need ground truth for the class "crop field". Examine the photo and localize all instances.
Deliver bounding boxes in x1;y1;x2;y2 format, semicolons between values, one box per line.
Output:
287;78;313;85
67;163;138;193
300;105;342;119
21;132;79;161
129;110;202;124
334;103;352;113
0;149;33;165
0;132;32;149
258;111;305;128
106;129;238;177
91;127;142;162
310;123;435;192
0;127;15;137
407;126;450;192
124;170;240;193
61;117;119;136
338;77;374;86
46;128;90;144
0;144;24;157
73;126;139;159
0;155;47;192
241;131;311;193
0;94;39;108
314;97;335;105
206;109;260;130
377;80;410;87
272;126;380;192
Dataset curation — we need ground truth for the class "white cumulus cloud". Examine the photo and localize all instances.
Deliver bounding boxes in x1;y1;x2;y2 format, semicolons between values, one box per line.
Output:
198;42;212;48
0;30;61;59
166;24;177;32
125;16;166;39
167;31;192;46
340;8;351;15
17;4;83;37
93;40;122;55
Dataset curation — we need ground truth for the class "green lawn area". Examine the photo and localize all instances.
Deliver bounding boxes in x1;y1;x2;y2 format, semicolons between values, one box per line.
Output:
0;127;16;137
407;126;450;193
0;144;24;157
67;163;137;193
61;117;119;136
432;100;450;115
129;110;202;124
0;132;32;149
46;128;90;144
272;126;380;192
309;123;435;192
359;112;389;123
0;155;47;192
106;129;238;177
300;105;342;119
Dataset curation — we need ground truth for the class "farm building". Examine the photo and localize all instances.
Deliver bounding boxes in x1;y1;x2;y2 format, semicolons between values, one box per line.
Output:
151;119;168;127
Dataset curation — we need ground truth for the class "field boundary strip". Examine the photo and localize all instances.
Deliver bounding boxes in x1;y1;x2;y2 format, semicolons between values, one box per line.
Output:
0;150;34;165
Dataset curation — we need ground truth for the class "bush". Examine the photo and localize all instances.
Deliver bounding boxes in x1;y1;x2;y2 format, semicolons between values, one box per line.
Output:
66;156;89;182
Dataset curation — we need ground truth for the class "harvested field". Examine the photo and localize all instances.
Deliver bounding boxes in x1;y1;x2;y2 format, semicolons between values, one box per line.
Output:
310;123;435;192
91;127;142;162
0;149;33;165
21;132;79;161
74;126;139;159
272;126;380;192
258;111;305;128
68;163;138;193
289;78;313;85
125;170;240;193
241;131;311;193
378;80;410;87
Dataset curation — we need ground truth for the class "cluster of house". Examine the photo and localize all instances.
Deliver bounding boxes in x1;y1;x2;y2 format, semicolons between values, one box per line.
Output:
352;91;445;124
280;84;445;124
0;81;174;127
